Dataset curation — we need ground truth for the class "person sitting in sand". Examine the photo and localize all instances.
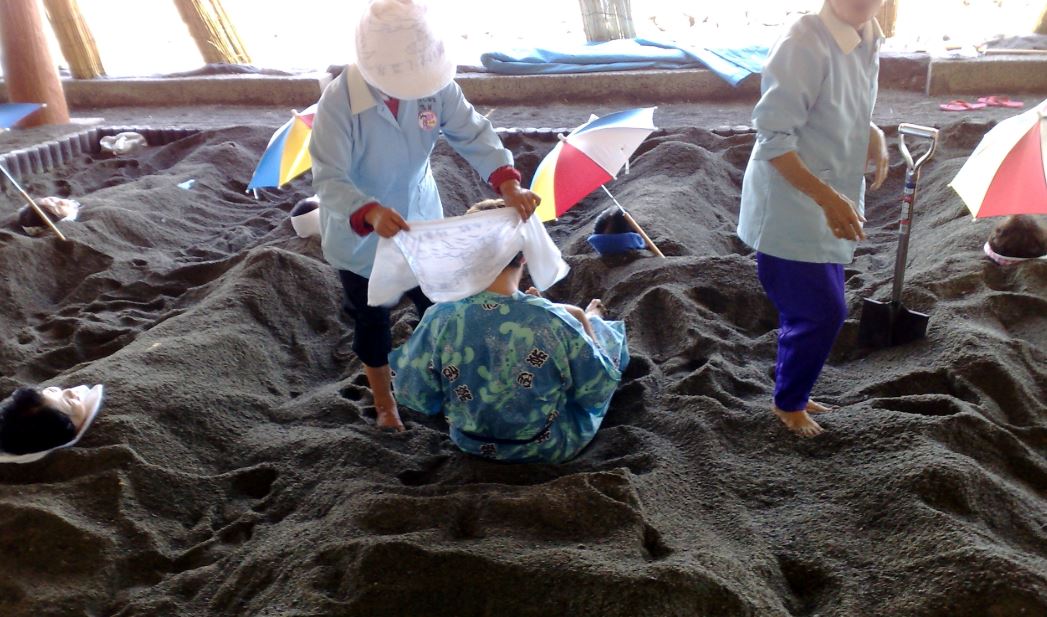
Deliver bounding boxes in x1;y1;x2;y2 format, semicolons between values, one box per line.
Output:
587;206;646;256
737;0;890;437
391;200;628;463
984;215;1047;265
0;384;103;456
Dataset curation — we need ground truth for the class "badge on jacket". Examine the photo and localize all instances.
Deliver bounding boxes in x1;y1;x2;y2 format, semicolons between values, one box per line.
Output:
418;99;438;131
418;111;438;131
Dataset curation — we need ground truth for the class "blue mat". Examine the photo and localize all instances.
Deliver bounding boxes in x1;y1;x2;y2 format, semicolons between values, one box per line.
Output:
480;39;769;86
0;103;43;128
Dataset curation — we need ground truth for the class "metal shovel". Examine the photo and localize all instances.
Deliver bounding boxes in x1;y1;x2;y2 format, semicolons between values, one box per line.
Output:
857;123;940;349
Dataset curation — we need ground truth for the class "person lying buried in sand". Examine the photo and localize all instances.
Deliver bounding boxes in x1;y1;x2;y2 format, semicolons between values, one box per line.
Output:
390;200;628;463
310;0;541;432
737;0;890;437
0;384;104;458
17;197;80;237
983;215;1047;266
587;206;646;256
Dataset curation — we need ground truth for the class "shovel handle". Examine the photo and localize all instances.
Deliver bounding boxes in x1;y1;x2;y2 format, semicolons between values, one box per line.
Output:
889;124;939;305
898;124;939;172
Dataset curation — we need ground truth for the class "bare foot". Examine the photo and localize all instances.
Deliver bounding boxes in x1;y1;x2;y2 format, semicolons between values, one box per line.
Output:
373;393;405;432
525;287;541;298
773;407;824;438
364;364;405;432
805;400;837;415
585;299;605;318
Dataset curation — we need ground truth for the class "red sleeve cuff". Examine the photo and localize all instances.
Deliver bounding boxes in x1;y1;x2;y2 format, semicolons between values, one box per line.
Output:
489;166;522;193
350;202;380;236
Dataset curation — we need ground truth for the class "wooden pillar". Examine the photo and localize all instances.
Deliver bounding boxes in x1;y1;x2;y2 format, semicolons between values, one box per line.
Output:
578;0;636;43
42;0;105;79
172;0;251;65
877;0;899;38
0;0;70;126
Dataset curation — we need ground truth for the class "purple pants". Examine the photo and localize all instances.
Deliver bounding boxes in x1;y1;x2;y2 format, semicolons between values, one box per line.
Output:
756;252;847;412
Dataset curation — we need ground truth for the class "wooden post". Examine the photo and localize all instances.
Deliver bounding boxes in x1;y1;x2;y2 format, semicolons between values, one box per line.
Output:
877;0;899;38
172;0;251;65
42;0;106;79
0;0;71;126
578;0;636;43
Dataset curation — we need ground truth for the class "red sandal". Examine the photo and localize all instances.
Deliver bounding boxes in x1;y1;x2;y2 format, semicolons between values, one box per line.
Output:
939;99;988;112
977;96;1025;108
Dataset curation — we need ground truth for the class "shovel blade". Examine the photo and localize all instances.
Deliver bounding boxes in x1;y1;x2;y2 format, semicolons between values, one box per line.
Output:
857;298;929;349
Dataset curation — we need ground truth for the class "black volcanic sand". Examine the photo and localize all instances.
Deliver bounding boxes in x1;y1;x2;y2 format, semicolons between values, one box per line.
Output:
0;121;1044;617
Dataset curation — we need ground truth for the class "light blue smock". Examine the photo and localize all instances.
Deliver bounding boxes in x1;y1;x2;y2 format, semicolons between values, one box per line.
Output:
738;3;884;264
310;65;513;277
392;290;629;464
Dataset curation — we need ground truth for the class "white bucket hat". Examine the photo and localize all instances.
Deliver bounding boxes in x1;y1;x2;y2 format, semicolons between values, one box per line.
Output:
355;0;456;100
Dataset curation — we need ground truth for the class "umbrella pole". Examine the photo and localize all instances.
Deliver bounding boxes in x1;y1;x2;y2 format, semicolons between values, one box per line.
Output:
601;186;664;258
0;163;67;241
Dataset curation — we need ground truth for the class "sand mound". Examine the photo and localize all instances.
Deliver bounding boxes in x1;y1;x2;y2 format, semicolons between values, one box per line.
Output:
0;121;1044;616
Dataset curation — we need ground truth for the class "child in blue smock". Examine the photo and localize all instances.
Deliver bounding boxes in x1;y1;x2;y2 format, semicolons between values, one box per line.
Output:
737;0;890;437
310;0;541;432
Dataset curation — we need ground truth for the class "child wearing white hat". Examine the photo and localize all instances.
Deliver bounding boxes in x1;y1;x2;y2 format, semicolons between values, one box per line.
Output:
310;0;541;432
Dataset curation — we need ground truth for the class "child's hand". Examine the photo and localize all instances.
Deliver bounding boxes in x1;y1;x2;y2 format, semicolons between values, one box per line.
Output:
364;204;410;238
499;179;542;220
867;124;889;190
817;190;867;241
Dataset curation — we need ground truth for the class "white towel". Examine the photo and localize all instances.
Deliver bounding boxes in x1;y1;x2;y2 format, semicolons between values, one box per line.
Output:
368;208;569;306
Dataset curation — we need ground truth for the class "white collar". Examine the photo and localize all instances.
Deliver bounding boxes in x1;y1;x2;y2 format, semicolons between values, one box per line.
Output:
819;2;884;54
344;64;378;115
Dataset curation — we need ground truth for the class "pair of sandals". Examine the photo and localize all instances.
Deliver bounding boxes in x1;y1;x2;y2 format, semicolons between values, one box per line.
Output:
939;96;1024;112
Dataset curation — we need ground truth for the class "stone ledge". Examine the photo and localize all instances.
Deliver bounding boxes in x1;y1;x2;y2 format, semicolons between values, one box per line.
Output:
0;73;331;109
456;68;761;104
927;54;1047;96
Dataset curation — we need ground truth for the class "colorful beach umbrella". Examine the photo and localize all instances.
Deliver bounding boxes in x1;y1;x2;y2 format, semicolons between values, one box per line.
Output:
949;98;1047;218
531;107;656;222
0;102;43;129
247;103;317;191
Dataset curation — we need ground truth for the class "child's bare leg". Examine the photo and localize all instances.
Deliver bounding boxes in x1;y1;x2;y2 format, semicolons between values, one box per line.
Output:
773;406;823;437
363;364;404;432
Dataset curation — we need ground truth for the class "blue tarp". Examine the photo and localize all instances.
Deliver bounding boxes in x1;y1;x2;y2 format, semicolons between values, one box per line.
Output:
480;38;769;87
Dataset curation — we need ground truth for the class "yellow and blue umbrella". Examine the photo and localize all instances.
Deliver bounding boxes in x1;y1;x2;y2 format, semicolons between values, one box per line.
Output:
247;103;317;191
531;107;656;222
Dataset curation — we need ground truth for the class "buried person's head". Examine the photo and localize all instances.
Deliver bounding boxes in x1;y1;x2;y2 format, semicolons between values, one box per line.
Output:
17;197;80;237
0;385;102;455
986;214;1047;262
588;206;645;256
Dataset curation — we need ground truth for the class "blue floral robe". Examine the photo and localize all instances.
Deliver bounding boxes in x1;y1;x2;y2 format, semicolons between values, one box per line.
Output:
392;290;628;463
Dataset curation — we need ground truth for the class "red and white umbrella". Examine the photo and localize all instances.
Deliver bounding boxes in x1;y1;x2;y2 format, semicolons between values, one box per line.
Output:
530;107;656;222
950;98;1047;218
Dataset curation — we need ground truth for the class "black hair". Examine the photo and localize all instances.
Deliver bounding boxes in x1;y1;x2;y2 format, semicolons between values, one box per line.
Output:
17;203;59;232
593;207;632;235
989;215;1047;259
291;196;320;217
0;387;76;455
